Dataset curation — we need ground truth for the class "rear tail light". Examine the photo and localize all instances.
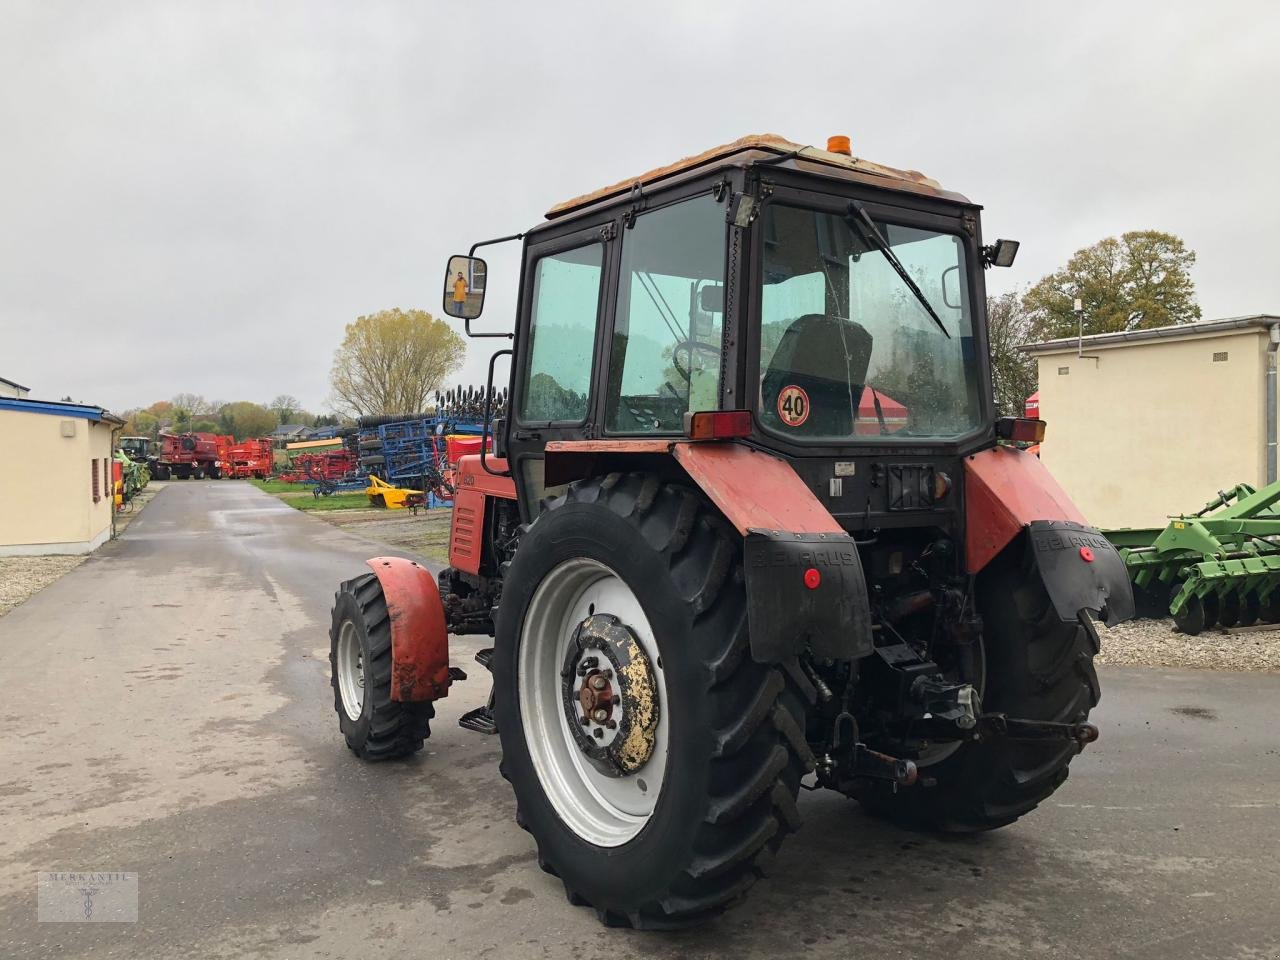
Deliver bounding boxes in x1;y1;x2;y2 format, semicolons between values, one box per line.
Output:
683;410;753;441
995;417;1046;444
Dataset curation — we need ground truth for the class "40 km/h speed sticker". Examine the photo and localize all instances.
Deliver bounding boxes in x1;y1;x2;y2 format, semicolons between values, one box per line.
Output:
777;384;810;427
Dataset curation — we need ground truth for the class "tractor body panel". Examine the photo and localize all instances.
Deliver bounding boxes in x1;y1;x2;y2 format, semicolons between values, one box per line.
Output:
364;557;452;702
449;454;516;574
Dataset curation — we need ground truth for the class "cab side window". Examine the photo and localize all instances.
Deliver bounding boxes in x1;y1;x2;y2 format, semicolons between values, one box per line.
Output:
519;243;604;423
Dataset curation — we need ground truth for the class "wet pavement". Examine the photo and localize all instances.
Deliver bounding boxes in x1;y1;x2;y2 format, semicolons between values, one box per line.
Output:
0;480;1276;959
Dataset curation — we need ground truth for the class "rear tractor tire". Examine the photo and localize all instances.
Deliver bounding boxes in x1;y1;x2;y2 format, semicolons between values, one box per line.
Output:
329;572;433;760
494;473;813;929
858;542;1101;832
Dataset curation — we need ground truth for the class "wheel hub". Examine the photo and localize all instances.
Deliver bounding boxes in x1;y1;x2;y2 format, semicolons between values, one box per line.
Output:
561;613;660;777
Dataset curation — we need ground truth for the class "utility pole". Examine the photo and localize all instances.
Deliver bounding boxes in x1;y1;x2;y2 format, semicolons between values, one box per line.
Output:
1075;297;1085;357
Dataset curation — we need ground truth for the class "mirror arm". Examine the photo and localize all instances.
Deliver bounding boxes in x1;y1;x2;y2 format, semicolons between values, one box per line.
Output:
467;232;524;258
462;232;525;340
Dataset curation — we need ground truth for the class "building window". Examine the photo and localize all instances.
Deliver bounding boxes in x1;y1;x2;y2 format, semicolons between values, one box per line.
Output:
1212;351;1228;362
1057;366;1070;375
92;459;100;503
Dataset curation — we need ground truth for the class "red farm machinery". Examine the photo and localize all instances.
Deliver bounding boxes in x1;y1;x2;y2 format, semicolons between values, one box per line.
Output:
325;134;1134;928
152;432;235;480
228;438;274;479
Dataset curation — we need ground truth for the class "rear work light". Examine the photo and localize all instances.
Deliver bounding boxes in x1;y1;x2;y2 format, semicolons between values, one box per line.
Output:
684;410;753;441
995;417;1047;444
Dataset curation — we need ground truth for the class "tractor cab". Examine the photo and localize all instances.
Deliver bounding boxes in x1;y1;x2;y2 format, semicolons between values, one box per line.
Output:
445;134;1026;533
327;135;1133;931
118;436;153;461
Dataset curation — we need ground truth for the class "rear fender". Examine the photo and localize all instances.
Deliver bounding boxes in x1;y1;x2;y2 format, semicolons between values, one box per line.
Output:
364;557;451;702
672;442;873;664
965;447;1133;625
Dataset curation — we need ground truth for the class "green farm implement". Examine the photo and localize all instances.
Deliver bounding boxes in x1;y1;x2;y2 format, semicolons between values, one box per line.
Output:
1106;482;1280;635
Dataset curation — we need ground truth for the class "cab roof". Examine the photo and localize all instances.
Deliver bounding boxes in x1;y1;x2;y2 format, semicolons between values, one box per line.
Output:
546;134;969;220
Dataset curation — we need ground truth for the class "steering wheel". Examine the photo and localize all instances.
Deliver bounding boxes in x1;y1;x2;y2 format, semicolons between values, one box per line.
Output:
670;338;720;382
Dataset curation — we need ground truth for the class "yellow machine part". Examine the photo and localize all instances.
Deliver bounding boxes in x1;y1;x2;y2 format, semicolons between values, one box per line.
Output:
365;475;421;510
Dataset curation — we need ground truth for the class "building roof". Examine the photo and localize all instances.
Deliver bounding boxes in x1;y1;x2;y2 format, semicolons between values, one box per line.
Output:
0;375;29;392
546;133;960;220
0;396;125;424
270;423;311;438
1022;314;1280;355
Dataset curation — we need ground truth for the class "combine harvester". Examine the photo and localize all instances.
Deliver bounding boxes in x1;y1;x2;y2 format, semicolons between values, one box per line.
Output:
1106;482;1280;634
152;431;234;479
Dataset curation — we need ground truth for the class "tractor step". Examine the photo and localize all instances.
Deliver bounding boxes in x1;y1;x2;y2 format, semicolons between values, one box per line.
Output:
475;647;494;671
458;704;497;735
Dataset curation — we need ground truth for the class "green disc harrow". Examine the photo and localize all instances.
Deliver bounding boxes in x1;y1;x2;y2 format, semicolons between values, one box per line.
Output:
1105;481;1280;635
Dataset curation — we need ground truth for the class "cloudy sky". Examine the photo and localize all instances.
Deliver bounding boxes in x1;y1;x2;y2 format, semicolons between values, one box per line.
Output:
2;1;1276;414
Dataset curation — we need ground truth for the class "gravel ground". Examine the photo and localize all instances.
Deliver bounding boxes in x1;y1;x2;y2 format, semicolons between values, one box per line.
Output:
0;556;86;617
1098;616;1280;672
0;482;166;618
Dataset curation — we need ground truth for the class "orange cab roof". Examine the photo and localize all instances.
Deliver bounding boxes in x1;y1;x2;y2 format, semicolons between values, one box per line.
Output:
546;134;951;219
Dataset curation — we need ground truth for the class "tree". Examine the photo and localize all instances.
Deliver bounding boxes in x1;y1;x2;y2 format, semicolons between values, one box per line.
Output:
173;408;192;432
171;393;216;416
1024;230;1200;340
269;394;301;424
986;291;1039;418
191;419;220;434
219;401;276;440
329;308;466;417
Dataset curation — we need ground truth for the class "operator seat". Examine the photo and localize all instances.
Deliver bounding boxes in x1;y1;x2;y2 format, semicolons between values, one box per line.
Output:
760;313;873;437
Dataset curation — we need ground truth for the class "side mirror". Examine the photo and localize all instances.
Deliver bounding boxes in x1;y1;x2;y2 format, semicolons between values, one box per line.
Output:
443;255;487;321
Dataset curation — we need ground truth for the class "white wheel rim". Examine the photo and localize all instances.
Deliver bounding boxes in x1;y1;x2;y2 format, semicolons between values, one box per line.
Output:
336;621;365;721
518;558;669;847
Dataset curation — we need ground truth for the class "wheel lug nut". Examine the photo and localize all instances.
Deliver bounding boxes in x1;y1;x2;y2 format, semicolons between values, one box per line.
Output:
601;668;613;679
605;719;616;729
593;728;604;739
590;675;608;691
592;708;608;723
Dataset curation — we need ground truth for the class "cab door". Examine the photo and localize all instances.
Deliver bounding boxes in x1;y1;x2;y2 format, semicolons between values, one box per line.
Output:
506;223;617;518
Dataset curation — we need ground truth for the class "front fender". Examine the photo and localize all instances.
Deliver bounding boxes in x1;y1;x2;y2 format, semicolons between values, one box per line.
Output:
365;557;451;702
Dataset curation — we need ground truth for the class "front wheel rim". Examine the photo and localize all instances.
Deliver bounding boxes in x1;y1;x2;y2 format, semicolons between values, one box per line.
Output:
518;558;669;848
336;621;365;721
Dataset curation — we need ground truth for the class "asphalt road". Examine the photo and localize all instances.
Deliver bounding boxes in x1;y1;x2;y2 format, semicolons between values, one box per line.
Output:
1;481;1277;959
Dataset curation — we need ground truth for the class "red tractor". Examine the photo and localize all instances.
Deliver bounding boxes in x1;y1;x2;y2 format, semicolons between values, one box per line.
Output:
327;135;1133;928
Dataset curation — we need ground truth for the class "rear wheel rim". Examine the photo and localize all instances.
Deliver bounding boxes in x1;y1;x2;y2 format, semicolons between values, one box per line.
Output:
518;558;669;848
336;621;365;721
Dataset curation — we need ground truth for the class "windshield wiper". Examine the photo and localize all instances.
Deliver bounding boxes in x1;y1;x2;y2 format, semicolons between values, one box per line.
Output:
846;201;951;340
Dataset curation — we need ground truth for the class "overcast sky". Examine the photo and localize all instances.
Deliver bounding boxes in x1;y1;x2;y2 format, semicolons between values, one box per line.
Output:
2;1;1276;415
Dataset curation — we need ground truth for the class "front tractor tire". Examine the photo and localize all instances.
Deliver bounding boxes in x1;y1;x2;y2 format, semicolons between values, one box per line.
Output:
329;573;433;760
494;473;813;929
858;544;1100;832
